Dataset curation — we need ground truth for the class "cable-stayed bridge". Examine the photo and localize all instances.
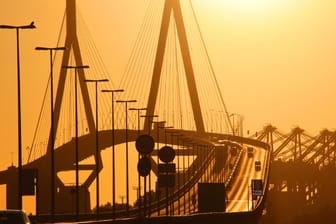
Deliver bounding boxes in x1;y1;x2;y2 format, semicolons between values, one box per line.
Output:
0;0;334;223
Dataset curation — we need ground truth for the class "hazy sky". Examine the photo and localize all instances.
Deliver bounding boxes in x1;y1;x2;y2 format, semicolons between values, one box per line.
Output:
1;0;336;211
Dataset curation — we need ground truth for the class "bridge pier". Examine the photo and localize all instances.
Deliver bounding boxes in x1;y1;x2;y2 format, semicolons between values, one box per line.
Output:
5;166;19;209
37;167;91;214
55;186;91;214
2;165;92;215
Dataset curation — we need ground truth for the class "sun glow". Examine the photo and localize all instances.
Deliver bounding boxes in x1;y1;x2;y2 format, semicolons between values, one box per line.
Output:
202;0;293;19
227;0;279;9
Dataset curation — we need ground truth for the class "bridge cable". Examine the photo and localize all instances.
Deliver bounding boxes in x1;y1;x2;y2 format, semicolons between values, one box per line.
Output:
188;0;234;134
28;11;67;162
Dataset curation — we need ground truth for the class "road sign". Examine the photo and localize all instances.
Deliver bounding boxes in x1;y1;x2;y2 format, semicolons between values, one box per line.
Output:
158;174;175;187
158;146;175;163
251;179;263;197
22;169;37;195
158;163;176;173
135;134;154;155
137;157;151;177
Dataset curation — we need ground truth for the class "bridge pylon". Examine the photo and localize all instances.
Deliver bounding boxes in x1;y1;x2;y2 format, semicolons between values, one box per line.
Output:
145;0;205;134
39;0;98;215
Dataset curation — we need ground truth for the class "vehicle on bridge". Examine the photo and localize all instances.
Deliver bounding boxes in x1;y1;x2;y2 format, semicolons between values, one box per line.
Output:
255;160;261;171
0;210;31;224
230;145;238;156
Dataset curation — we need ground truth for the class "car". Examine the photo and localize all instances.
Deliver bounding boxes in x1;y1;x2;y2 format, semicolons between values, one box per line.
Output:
255;160;261;171
247;147;254;158
230;146;237;156
0;210;31;224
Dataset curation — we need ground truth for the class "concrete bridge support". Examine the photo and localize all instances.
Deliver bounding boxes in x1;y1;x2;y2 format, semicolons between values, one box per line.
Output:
5;166;19;209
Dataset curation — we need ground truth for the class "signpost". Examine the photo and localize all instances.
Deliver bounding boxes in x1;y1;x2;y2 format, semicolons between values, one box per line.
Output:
158;146;176;215
251;179;263;197
136;134;155;155
135;134;154;217
251;179;263;209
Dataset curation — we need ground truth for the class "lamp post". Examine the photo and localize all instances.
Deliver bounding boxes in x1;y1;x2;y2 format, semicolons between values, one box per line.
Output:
185;139;193;213
85;78;109;217
158;125;173;215
116;99;137;215
0;22;36;209
162;126;174;146
140;115;158;135
101;89;124;217
229;113;235;136
153;121;165;216
140;114;158;216
181;138;193;214
129;108;147;136
35;46;66;216
129;107;146;216
172;133;183;215
167;130;177;215
62;65;89;217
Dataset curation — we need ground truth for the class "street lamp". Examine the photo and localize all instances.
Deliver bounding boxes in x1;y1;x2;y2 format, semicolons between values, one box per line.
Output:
161;126;174;145
129;108;147;136
116;99;137;215
35;46;66;216
140;114;158;215
62;65;89;217
161;126;173;215
184;139;194;213
181;137;193;214
158;125;173;215
0;21;36;209
129;107;146;216
140;114;158;135
229;113;235;136
172;133;183;215
167;130;177;215
101;89;124;217
85;78;109;217
152;121;165;216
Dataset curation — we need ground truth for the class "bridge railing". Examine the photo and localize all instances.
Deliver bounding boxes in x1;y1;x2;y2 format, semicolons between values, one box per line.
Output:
250;138;271;214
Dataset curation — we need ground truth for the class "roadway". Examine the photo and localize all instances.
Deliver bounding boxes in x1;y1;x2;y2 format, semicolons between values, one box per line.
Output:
226;145;268;212
29;141;269;224
149;143;269;215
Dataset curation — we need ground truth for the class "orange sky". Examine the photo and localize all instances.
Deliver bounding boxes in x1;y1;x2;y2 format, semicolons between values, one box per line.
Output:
1;0;336;213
